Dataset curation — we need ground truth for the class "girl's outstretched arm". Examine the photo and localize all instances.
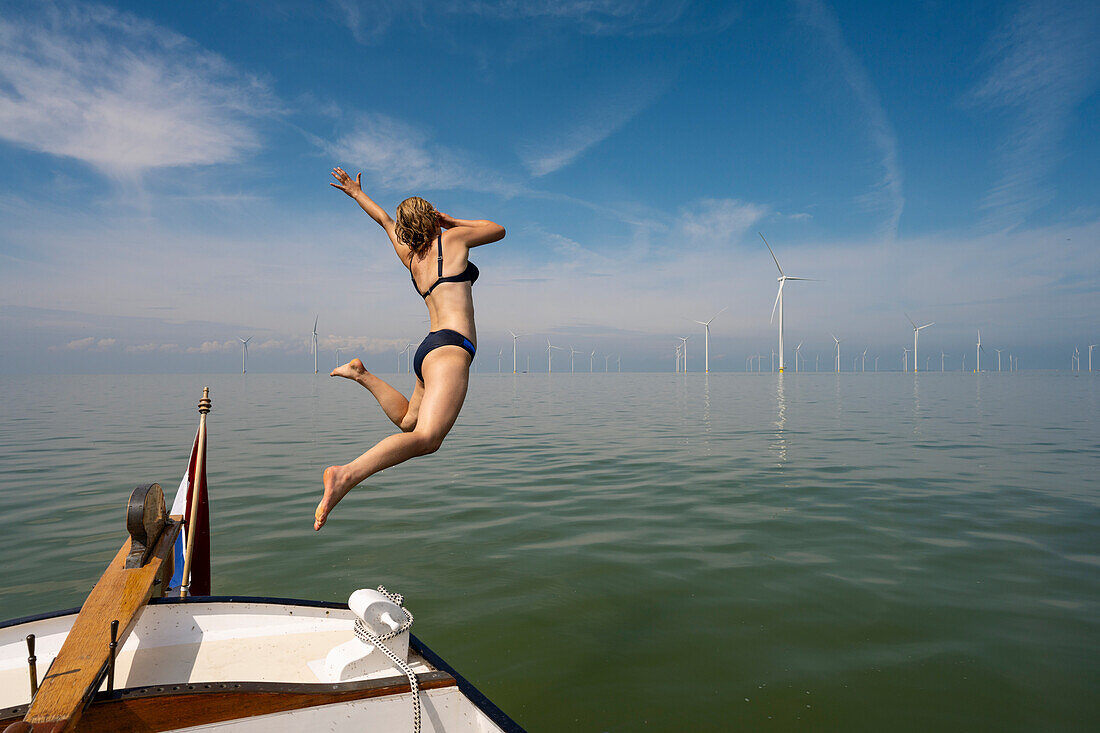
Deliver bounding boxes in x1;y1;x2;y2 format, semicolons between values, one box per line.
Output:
330;167;399;245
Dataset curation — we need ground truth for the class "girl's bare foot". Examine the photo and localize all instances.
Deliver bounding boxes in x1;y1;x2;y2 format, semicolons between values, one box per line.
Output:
315;465;354;531
331;358;367;380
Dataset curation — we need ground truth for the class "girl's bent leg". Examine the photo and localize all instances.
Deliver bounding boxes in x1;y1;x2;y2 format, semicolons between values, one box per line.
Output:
331;358;418;428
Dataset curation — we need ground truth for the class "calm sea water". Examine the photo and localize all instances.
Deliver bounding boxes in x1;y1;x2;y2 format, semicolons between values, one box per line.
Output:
1;371;1098;730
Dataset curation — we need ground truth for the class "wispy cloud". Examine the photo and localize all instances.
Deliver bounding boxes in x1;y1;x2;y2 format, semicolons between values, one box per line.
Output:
969;0;1100;231
677;198;770;244
0;2;275;178
794;0;904;239
324;113;526;195
518;74;672;176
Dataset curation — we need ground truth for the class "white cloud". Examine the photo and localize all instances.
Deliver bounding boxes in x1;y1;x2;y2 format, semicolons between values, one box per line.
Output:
324;114;524;195
60;336;116;351
518;75;671;177
0;3;274;177
676;199;770;244
969;0;1100;230
795;0;904;239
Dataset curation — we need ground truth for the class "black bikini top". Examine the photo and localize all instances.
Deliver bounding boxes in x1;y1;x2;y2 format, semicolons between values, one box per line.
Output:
412;233;479;298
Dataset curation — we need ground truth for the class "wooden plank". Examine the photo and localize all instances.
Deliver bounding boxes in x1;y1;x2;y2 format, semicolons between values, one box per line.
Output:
22;522;180;733
69;673;456;732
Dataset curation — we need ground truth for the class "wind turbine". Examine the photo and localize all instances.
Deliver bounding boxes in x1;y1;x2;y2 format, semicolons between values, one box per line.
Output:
238;337;252;374
498;348;503;373
902;347;910;373
1090;344;1097;372
678;336;690;372
399;344;411;373
905;313;934;373
761;233;813;373
677;345;683;373
508;330;520;374
590;350;597;372
335;348;342;367
617;354;621;372
546;338;564;373
830;334;841;373
691;307;728;374
976;330;984;372
940;351;947;372
405;343;414;373
310;316;319;374
604;354;611;372
1072;347;1080;372
568;346;581;374
994;348;1003;372
794;341;803;372
874;355;880;372
861;347;868;372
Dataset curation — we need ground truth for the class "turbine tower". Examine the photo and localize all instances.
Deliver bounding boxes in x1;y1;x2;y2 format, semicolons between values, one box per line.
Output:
903;347;910;372
546;338;564;373
761;233;813;373
678;336;690;372
905;313;934;373
941;351;947;372
691;306;728;374
830;333;841;373
508;330;520;374
310;316;319;374
590;350;597;372
497;348;503;373
794;341;803;372
994;348;1003;372
238;337;252;374
568;346;581;374
1090;344;1097;373
976;330;984;372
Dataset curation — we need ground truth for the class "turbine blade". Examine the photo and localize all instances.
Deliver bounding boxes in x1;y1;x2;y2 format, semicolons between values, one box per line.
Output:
770;281;783;324
759;232;784;275
904;312;917;329
708;306;729;324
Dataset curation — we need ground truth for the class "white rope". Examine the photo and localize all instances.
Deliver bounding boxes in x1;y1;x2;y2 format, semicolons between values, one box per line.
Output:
353;585;419;733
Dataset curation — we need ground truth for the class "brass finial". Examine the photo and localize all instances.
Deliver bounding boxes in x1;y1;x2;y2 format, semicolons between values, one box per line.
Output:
198;386;212;414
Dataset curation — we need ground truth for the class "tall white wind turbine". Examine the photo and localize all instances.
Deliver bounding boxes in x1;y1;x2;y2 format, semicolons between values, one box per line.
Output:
976;330;984;372
941;351;947;372
508;330;520;374
905;313;934;373
239;337;252;374
678;336;690;372
1090;344;1097;372
691;306;728;374
994;348;1003;372
761;233;814;373
794;341;803;372
310;316;319;374
568;346;581;374
861;347;868;372
546;339;564;373
498;348;503;373
830;334;841;373
590;350;597;372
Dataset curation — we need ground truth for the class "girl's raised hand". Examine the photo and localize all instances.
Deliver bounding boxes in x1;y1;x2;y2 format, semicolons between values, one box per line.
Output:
436;210;459;229
329;167;362;197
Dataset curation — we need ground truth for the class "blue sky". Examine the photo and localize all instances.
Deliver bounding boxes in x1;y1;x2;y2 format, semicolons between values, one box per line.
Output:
1;0;1097;373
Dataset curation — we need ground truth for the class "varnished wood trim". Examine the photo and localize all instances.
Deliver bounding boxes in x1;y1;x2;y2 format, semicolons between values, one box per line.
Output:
2;672;455;732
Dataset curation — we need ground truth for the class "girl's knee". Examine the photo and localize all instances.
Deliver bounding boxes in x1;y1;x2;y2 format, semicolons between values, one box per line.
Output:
413;431;445;455
399;415;417;432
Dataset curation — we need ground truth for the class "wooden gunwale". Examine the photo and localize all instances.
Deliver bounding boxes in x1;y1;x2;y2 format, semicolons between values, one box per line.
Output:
1;671;456;732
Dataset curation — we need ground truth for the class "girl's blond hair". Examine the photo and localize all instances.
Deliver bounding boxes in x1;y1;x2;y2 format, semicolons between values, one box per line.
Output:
395;196;438;258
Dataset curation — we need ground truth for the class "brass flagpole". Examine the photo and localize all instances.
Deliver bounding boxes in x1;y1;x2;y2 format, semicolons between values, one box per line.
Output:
180;387;211;598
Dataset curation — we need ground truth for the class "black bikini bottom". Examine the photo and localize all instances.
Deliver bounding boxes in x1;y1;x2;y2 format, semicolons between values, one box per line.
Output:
413;329;476;382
